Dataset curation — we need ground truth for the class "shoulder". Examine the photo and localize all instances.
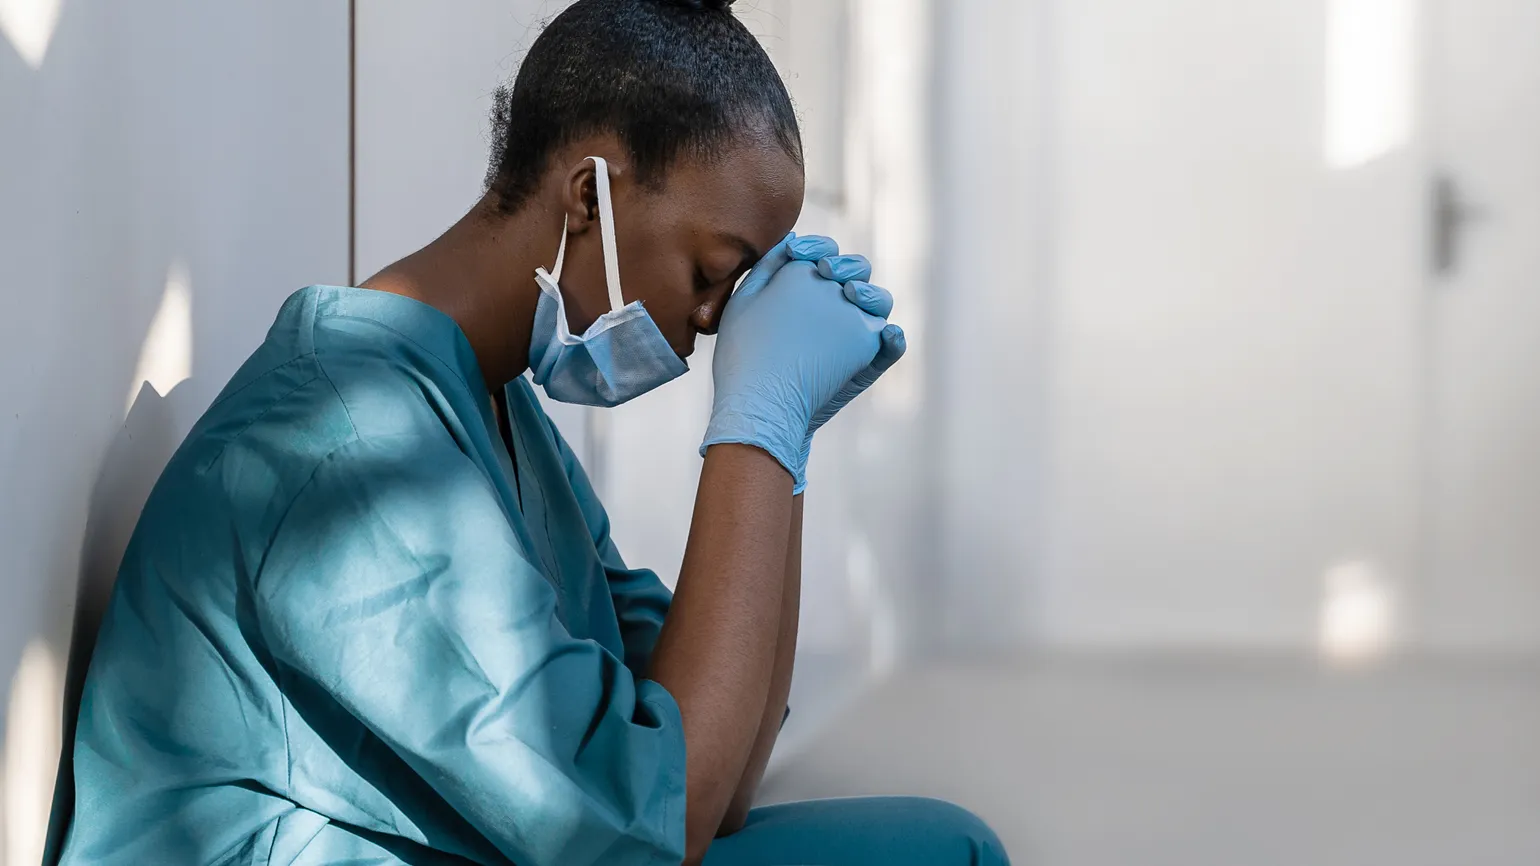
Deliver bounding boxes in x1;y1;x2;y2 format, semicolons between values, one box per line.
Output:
276;433;495;545
189;318;484;531
255;432;517;609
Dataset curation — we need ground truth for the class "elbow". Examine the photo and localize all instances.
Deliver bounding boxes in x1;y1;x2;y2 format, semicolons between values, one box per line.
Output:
711;762;765;840
683;832;713;866
681;810;716;865
716;798;751;838
682;797;747;863
714;779;757;832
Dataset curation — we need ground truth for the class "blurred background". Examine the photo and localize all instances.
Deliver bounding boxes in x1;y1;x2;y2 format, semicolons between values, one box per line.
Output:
2;0;1538;863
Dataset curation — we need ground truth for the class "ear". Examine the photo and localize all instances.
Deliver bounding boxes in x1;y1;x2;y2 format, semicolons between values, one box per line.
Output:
559;158;601;235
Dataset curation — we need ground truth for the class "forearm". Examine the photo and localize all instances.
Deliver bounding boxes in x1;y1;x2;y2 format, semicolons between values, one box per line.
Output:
719;494;802;835
648;444;793;862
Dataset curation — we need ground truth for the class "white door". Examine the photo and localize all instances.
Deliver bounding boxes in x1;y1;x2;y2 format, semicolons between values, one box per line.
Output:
1033;0;1429;651
1422;0;1540;652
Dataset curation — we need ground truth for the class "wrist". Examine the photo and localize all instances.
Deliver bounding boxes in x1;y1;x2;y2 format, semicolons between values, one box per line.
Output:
701;424;803;486
701;398;810;483
699;442;797;489
792;434;813;494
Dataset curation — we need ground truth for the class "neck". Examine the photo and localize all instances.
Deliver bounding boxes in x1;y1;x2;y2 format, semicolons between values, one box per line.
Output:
361;193;558;392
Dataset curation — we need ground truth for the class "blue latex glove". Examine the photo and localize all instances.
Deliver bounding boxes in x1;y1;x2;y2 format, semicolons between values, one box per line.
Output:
795;248;908;494
798;308;906;490
702;234;887;485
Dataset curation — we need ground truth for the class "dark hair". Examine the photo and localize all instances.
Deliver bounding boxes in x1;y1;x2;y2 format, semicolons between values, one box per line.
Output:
485;0;802;211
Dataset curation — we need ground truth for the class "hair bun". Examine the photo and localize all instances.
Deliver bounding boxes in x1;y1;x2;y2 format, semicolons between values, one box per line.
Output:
657;0;735;10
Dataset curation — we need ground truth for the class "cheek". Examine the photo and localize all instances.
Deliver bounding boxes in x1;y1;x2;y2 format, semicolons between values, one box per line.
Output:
613;215;707;352
624;255;697;335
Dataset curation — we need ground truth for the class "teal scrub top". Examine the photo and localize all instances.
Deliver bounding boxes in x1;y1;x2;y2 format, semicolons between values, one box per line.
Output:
57;286;687;866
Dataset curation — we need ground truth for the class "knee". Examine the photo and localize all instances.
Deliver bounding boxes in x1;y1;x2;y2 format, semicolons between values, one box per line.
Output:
889;797;1011;866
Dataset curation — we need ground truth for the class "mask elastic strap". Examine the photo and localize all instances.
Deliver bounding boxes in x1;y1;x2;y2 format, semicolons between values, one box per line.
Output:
589;156;627;312
543;157;626;313
551;215;570;281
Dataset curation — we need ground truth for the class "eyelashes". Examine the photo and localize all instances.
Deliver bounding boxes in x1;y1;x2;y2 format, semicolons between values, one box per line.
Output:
696;265;751;295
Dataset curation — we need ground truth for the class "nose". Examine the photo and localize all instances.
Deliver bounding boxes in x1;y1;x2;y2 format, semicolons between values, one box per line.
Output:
691;284;734;336
693;305;723;337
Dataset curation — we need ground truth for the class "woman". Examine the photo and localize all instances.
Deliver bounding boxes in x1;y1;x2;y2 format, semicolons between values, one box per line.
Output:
56;1;1009;863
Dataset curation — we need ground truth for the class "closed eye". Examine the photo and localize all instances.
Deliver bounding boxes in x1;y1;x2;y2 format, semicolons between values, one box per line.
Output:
697;267;750;294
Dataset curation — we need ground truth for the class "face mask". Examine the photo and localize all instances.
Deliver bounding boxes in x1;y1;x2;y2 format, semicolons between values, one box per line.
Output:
528;156;688;407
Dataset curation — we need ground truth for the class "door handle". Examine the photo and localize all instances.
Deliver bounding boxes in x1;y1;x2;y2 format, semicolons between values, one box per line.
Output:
1431;173;1488;277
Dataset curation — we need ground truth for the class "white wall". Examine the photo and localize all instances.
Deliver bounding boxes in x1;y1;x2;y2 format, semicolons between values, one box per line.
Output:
0;2;348;861
354;0;555;281
933;0;1059;651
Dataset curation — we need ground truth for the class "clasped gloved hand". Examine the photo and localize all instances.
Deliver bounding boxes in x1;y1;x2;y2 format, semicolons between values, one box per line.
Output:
701;233;907;492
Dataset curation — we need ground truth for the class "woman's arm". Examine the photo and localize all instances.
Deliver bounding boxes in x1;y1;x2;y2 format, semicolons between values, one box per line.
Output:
647;444;794;863
717;494;801;835
662;238;897;860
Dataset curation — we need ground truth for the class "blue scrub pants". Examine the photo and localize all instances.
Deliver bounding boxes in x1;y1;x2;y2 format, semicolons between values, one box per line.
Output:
703;797;1010;866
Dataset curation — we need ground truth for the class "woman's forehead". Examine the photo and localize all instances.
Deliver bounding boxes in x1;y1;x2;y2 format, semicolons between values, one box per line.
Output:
657;145;805;242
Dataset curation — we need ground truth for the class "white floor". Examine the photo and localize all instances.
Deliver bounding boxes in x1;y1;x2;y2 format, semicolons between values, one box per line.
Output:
759;657;1540;866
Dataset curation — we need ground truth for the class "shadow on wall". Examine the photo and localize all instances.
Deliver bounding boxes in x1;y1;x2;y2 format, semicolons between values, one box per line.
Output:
1;1;348;863
37;382;195;862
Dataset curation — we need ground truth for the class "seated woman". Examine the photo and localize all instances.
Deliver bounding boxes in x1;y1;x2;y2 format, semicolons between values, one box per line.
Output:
53;1;1009;863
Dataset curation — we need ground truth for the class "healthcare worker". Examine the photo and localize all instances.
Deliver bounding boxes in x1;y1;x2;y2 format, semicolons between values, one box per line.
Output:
53;1;1009;864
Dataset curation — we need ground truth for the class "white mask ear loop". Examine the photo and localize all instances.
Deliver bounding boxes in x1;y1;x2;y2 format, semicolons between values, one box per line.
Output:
543;157;626;313
550;215;570;280
589;156;627;312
